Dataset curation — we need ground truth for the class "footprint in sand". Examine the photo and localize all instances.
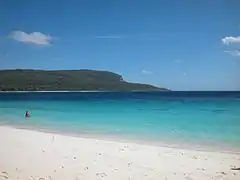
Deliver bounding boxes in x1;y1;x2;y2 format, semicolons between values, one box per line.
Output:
197;168;206;171
96;172;107;178
119;148;125;152
192;156;198;159
219;172;227;175
0;172;8;179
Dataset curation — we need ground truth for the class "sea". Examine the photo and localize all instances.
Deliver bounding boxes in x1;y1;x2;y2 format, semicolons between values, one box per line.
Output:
0;91;240;152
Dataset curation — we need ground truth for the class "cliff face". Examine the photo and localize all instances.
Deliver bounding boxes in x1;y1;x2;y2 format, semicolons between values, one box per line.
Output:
0;69;168;91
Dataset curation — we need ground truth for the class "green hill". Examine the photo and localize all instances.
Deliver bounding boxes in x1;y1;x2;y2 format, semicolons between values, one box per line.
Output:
0;69;168;91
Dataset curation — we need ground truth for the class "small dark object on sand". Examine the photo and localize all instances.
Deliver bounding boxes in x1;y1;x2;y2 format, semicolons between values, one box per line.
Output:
231;168;240;171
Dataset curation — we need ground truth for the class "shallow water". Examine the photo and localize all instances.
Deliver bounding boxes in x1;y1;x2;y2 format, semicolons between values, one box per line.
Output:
0;91;240;151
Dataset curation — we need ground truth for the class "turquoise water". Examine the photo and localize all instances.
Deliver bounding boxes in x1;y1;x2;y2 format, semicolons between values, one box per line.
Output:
0;92;240;151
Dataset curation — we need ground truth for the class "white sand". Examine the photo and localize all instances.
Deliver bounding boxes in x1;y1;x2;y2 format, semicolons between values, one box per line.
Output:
0;126;239;180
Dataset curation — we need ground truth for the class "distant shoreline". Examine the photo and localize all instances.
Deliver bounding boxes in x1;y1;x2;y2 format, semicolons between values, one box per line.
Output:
1;90;240;93
0;90;171;93
0;69;168;91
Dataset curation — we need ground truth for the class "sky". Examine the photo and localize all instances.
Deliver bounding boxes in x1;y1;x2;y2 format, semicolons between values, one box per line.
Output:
0;0;240;91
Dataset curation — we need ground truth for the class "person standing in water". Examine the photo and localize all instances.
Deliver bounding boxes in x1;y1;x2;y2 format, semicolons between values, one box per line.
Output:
25;111;31;118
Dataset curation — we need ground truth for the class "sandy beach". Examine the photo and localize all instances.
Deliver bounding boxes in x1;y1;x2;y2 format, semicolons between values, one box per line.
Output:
0;126;239;180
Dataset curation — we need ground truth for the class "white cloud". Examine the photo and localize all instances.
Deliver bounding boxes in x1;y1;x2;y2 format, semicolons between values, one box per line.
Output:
222;36;240;45
224;50;240;57
141;70;153;75
183;72;187;76
9;31;53;45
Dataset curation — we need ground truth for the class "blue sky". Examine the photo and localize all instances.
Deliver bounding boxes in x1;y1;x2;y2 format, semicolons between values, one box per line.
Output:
0;0;240;90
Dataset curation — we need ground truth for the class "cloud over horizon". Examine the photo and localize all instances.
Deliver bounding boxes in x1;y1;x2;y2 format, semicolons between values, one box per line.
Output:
222;36;240;45
222;35;240;57
224;50;240;57
9;31;53;46
141;69;153;75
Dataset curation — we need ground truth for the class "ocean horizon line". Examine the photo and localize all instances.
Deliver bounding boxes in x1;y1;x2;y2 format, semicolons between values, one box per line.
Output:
0;90;239;93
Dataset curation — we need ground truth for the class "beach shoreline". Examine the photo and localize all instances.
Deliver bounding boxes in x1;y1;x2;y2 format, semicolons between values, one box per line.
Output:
1;124;240;155
0;125;239;180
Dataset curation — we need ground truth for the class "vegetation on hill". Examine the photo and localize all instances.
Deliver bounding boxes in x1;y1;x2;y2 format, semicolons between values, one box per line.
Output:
0;69;168;91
